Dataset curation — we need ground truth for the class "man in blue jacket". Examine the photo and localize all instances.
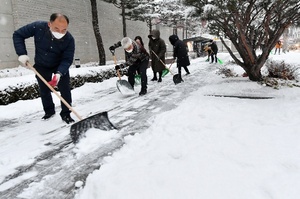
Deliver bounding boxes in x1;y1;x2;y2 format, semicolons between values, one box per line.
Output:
13;13;75;124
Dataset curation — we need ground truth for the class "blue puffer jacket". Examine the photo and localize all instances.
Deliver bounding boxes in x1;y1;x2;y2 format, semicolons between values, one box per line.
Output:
13;21;75;75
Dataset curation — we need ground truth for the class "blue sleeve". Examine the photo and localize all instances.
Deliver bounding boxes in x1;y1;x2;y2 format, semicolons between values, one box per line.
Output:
12;21;42;56
57;35;75;75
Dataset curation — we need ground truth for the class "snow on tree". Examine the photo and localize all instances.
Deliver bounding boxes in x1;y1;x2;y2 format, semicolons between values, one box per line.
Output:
184;0;300;81
128;0;200;36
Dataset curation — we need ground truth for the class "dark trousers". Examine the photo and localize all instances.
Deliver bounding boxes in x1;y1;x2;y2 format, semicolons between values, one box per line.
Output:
35;66;72;117
178;65;190;78
128;59;149;91
211;53;218;63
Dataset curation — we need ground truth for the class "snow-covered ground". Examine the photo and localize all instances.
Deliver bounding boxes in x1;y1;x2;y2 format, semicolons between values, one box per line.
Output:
1;51;300;199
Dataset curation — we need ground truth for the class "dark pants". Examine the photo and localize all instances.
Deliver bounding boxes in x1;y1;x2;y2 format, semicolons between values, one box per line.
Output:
211;53;218;63
128;59;149;91
178;64;190;78
35;66;72;118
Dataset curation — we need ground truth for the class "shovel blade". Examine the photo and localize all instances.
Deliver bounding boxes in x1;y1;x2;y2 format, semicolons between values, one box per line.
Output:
173;74;183;84
134;74;141;85
161;69;169;77
117;80;135;95
70;112;116;143
217;58;223;64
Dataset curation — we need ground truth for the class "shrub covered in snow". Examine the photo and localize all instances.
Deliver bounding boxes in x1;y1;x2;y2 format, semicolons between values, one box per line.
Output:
0;67;119;105
266;60;299;80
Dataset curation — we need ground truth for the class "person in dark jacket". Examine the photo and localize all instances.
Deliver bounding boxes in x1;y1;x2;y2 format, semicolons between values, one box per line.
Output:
169;35;190;83
12;13;75;124
148;30;166;82
115;37;149;96
207;40;218;63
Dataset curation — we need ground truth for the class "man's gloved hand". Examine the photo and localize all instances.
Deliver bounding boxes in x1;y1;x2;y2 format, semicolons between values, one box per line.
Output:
18;55;30;66
48;73;61;87
115;64;124;70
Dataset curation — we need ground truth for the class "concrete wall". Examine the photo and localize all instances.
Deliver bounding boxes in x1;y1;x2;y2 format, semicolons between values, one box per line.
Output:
0;0;16;69
0;0;174;69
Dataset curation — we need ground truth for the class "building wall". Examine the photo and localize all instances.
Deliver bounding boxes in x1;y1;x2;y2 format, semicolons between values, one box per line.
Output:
0;0;174;69
0;0;16;69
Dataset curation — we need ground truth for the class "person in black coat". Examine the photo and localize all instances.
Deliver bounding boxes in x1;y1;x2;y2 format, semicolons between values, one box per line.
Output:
13;13;75;123
169;35;190;82
208;40;218;63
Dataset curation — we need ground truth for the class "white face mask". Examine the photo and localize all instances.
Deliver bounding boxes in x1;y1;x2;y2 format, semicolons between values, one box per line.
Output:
51;31;66;39
126;48;133;53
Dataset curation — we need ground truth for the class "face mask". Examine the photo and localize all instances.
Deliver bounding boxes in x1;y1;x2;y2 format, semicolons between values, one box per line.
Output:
51;31;66;39
126;48;133;53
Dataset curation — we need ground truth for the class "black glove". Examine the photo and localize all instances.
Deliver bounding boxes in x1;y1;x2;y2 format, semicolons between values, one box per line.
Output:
109;41;122;51
115;64;124;70
115;65;120;70
116;41;121;47
109;46;115;51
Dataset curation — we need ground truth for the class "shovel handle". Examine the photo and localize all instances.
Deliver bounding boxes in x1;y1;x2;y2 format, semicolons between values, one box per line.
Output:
151;50;174;75
117;69;121;80
112;54;122;80
26;62;83;121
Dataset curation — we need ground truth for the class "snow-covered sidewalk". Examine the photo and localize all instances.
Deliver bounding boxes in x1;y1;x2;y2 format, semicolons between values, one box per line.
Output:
1;52;300;199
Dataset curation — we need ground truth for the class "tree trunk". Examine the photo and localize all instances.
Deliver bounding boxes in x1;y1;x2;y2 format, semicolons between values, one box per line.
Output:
147;18;152;33
90;0;106;65
246;65;263;81
121;1;127;37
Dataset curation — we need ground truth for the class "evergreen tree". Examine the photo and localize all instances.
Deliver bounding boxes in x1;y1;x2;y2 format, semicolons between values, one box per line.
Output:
128;0;197;37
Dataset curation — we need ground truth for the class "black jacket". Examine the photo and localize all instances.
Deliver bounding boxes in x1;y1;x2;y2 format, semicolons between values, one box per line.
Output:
209;42;218;54
169;35;190;67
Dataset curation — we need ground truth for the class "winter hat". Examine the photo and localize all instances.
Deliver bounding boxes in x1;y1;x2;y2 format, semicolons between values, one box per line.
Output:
121;37;132;49
169;34;179;45
148;29;160;39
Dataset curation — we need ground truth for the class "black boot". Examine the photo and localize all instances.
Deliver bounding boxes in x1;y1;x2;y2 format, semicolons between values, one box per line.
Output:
61;114;75;124
151;72;157;81
151;76;157;81
139;89;147;96
42;112;55;120
158;72;162;82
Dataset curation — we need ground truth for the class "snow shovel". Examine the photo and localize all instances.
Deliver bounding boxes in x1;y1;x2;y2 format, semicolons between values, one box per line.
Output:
110;52;135;95
116;69;135;95
217;58;223;64
26;63;116;144
162;60;175;77
134;72;141;85
151;51;181;84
